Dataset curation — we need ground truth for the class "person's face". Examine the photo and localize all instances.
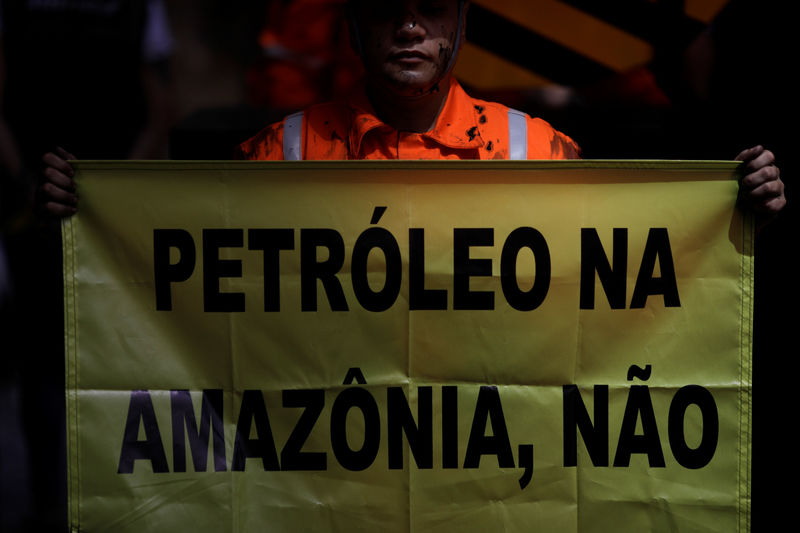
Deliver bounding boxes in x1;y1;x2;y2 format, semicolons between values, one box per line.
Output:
354;0;464;98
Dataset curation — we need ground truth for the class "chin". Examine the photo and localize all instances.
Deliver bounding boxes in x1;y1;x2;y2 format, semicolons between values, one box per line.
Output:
384;72;442;97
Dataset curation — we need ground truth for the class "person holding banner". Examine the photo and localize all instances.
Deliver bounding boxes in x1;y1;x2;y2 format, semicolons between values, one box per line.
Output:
38;0;785;218
26;2;787;530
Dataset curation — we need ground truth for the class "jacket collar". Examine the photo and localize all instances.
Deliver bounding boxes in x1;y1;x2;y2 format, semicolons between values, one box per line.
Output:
348;78;485;157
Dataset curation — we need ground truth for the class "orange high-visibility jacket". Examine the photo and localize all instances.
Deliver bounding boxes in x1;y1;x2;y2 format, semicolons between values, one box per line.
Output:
235;79;580;160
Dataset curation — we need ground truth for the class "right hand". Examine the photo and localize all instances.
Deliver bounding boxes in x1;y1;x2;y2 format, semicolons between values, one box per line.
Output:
39;147;78;217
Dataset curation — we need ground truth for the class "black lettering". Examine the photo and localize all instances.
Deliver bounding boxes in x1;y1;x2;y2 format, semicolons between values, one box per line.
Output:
248;229;294;312
342;367;367;385
370;206;387;224
668;385;718;469
351;227;402;312
453;228;494;310
171;389;226;472
409;229;447;310
563;385;609;467
580;228;627;309
154;229;195;311
203;229;245;312
613;385;665;467
281;389;327;471
118;390;169;474
330;388;380;471
630;228;681;308
500;227;550;311
232;390;279;471
463;386;514;468
442;386;458;469
517;444;534;489
387;387;433;469
300;229;348;311
627;364;652;381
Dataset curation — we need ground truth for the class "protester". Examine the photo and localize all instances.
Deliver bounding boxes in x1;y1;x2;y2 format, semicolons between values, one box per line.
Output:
27;2;787;530
236;0;580;161
245;0;363;113
39;0;785;221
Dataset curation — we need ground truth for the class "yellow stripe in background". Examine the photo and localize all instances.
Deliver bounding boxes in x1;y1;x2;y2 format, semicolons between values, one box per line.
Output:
462;0;729;90
472;0;653;73
455;41;553;90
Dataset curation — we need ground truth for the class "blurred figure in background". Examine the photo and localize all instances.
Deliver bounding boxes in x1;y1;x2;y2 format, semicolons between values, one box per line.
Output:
0;1;174;529
168;0;363;160
245;0;362;114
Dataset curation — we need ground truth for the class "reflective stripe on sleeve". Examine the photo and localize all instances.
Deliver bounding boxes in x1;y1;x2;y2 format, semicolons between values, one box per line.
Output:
283;111;304;161
507;109;528;160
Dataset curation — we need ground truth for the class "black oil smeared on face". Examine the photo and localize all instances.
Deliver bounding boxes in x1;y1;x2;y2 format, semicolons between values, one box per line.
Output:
438;43;452;69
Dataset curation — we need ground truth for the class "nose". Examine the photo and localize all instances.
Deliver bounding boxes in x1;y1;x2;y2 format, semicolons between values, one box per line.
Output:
395;11;426;41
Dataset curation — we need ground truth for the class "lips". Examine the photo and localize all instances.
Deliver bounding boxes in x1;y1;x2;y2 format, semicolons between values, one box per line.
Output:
388;49;431;63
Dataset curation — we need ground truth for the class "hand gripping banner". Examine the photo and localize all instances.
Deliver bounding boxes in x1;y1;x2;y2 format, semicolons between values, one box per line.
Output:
62;160;754;532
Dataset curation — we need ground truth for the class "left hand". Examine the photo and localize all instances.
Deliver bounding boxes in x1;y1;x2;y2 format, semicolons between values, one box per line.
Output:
735;146;786;223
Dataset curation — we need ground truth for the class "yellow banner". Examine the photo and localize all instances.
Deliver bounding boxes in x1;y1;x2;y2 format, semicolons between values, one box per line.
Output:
62;161;753;532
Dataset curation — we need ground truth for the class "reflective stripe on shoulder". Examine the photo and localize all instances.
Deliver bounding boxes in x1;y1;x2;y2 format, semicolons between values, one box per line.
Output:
283;111;304;161
507;108;528;160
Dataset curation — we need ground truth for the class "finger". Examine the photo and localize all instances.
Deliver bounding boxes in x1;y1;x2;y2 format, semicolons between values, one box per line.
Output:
746;178;784;201
43;166;77;191
742;180;786;217
743;149;776;173
741;163;781;190
40;182;79;207
761;195;787;214
41;201;78;218
735;145;763;162
753;194;787;217
42;151;75;178
55;146;77;161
